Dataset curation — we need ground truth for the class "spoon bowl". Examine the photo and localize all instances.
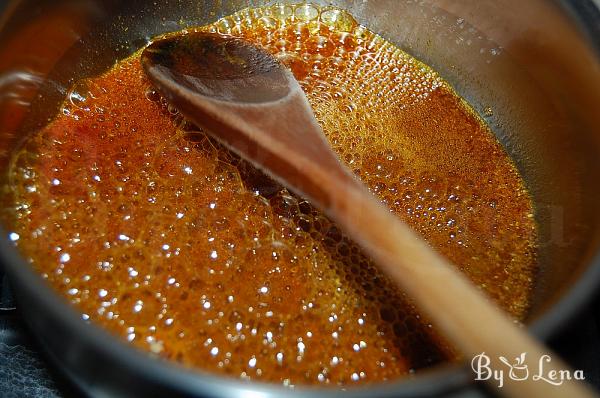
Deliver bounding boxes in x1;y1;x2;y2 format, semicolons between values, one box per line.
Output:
144;33;291;103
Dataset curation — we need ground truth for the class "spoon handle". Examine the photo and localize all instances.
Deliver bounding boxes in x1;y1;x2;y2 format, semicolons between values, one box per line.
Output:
327;181;596;398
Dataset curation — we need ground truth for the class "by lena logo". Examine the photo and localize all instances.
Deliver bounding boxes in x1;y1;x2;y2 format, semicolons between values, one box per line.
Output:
471;352;585;388
499;353;529;381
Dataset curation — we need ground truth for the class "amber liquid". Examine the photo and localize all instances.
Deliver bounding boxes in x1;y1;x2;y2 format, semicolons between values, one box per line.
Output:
3;4;537;386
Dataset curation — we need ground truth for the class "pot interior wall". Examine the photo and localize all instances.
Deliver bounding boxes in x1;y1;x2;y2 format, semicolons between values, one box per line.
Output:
1;0;599;341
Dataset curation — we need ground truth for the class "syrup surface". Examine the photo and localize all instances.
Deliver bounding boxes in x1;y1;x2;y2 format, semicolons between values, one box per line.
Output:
3;4;537;386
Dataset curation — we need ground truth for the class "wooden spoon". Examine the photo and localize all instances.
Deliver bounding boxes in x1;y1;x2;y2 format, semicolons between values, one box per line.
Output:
141;32;596;398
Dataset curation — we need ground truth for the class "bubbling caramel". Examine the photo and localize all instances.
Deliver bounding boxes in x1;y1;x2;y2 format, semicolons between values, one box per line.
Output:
3;4;537;387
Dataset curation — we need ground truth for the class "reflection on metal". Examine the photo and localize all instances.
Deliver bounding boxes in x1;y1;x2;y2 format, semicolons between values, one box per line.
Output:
0;69;43;107
0;272;17;312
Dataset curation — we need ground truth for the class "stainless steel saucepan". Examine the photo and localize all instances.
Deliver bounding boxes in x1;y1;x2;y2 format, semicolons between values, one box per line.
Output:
0;1;599;396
